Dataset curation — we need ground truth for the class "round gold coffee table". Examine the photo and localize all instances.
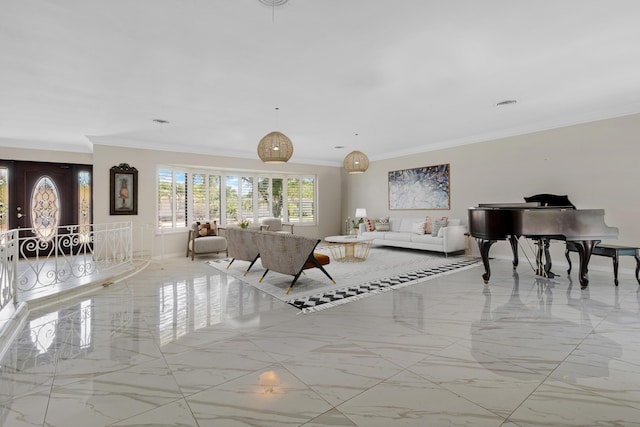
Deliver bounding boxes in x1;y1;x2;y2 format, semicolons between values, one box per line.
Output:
324;235;373;262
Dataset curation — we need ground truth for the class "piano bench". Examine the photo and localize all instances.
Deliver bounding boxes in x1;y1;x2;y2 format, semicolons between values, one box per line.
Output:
565;243;640;286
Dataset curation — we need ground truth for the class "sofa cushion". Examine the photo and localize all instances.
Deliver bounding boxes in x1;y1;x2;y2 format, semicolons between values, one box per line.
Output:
192;235;226;252
198;222;217;237
303;252;330;269
198;223;210;237
375;217;390;231
411;222;425;234
360;231;380;239
364;217;376;231
397;218;415;233
425;216;449;229
424;216;433;233
410;234;444;244
431;219;448;236
384;232;412;242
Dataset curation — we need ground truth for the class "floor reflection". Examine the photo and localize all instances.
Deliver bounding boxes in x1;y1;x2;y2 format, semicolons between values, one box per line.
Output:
471;271;623;382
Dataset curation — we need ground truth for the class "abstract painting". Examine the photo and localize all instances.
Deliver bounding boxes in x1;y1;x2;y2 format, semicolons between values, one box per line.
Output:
388;164;450;210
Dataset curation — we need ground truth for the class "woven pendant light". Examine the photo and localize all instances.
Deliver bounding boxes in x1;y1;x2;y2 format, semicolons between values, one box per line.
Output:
258;131;293;163
257;108;293;163
343;150;369;174
257;131;293;163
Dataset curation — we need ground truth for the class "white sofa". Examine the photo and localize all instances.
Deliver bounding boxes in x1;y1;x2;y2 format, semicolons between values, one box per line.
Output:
360;217;467;255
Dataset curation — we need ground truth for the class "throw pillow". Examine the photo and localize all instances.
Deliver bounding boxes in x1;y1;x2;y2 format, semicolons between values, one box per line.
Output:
208;221;217;236
197;222;217;236
424;215;433;234
364;217;376;232
375;217;390;232
431;219;448;237
198;223;210;237
411;222;425;234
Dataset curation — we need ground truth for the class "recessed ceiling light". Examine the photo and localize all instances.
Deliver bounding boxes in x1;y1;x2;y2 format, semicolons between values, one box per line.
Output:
258;0;288;5
153;119;170;124
496;100;517;106
335;145;345;149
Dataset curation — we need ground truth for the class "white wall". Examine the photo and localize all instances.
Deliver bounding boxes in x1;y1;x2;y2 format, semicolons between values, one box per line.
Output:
92;144;343;257
4;112;639;272
344;113;640;272
1;144;343;258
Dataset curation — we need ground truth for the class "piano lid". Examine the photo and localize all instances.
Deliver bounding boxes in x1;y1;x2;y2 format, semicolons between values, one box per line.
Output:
477;202;541;209
524;193;576;209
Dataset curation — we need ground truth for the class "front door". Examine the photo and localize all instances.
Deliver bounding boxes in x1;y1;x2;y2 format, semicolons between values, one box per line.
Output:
0;160;92;257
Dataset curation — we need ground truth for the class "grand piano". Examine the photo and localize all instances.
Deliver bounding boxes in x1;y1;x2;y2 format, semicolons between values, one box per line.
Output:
468;194;618;288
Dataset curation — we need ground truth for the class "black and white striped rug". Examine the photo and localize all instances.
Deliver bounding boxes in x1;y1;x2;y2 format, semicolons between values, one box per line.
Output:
287;258;480;313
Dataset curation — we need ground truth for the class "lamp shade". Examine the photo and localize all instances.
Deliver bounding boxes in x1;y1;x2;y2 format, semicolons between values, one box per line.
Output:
355;208;367;218
343;150;369;174
257;131;294;163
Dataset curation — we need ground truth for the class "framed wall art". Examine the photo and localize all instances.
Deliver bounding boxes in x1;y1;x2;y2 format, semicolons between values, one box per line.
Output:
388;163;450;210
110;163;138;215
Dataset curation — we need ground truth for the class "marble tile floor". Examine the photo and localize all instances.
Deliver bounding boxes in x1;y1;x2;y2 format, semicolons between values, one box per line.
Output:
2;254;640;426
14;256;141;304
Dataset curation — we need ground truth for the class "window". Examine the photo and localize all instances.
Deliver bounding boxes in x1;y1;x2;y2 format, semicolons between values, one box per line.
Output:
270;178;284;218
31;176;60;242
192;173;207;221
225;175;238;223
257;177;270;218
157;167;316;231
241;177;254;221
301;177;315;223
158;168;188;231
209;175;221;222
0;167;8;234
78;171;91;242
287;178;300;222
286;177;316;223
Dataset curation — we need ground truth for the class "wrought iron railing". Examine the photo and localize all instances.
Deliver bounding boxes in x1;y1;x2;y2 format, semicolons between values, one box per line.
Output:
0;222;134;312
0;228;17;310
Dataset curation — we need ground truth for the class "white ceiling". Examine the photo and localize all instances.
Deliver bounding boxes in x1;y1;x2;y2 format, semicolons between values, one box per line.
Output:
2;0;640;166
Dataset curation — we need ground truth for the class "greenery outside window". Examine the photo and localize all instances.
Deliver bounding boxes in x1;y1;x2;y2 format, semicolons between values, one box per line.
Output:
158;168;188;231
157;166;316;231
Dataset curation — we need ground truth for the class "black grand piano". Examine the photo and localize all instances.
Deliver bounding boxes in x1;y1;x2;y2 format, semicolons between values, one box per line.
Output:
468;194;618;288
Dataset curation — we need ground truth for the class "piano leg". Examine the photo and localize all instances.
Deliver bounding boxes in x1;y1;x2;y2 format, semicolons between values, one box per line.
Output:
509;235;519;269
565;243;573;274
573;239;600;289
476;238;496;284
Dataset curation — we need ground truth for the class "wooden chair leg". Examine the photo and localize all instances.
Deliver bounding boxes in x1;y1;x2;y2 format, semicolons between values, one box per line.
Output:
307;255;335;283
259;269;270;283
287;271;305;295
286;254;335;295
244;255;260;276
186;230;192;258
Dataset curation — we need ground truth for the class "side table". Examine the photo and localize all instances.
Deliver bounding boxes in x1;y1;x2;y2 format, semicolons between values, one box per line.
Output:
324;235;373;262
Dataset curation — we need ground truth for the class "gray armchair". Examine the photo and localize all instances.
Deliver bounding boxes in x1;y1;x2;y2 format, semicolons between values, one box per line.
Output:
186;221;227;260
255;231;333;295
259;217;294;233
223;227;261;275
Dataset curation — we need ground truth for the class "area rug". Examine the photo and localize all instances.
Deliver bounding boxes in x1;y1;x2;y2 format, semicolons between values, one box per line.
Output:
207;247;479;313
